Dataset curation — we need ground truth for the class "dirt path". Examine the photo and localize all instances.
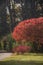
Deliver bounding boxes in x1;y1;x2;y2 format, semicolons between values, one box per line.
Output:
0;53;12;61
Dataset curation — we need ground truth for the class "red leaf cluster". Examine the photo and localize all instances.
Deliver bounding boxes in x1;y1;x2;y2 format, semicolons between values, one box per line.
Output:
12;17;43;44
12;46;31;53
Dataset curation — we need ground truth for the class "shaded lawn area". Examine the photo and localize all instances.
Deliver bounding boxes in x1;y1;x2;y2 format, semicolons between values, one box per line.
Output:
0;60;43;65
0;53;43;65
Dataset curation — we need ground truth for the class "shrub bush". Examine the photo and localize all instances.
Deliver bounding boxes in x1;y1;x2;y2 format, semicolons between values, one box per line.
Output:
12;45;32;54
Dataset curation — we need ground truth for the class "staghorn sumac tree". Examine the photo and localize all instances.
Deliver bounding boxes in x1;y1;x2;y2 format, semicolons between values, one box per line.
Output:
12;17;43;52
12;17;43;42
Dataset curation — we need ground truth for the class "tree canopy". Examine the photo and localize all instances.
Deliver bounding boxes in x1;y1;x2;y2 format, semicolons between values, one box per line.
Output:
12;17;43;44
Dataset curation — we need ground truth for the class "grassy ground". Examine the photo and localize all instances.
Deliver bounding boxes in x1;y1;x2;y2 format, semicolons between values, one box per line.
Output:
0;53;43;65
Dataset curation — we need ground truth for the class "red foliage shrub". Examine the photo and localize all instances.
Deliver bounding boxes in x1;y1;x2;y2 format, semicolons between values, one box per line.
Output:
12;46;32;53
12;17;43;44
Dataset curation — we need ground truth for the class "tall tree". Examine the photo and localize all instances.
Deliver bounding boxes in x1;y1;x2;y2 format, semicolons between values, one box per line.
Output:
0;0;10;39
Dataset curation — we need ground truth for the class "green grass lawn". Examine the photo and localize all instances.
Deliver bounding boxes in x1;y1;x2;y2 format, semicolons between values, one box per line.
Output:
0;53;43;65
